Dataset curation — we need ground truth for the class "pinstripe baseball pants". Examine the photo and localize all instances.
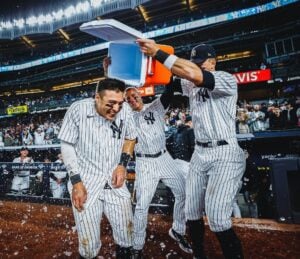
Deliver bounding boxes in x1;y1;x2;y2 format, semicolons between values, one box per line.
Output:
72;189;133;258
133;151;186;250
185;141;245;232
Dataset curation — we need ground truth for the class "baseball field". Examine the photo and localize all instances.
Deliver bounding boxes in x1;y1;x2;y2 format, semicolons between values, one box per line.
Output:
0;200;299;258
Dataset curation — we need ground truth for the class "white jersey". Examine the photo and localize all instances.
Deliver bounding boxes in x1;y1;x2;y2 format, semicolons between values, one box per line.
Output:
12;156;34;176
133;98;167;154
50;159;67;179
58;98;137;208
34;132;45;145
181;71;238;142
183;70;246;233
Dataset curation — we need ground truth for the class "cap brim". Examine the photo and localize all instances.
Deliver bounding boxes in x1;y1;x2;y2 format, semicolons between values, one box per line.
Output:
190;58;206;64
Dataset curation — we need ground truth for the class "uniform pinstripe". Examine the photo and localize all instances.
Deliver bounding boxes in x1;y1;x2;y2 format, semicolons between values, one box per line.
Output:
181;71;246;232
11;156;34;194
58;98;136;258
131;98;186;250
50;159;67;198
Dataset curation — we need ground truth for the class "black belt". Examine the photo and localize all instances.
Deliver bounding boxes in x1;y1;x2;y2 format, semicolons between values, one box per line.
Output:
196;140;228;148
136;150;166;158
104;182;112;189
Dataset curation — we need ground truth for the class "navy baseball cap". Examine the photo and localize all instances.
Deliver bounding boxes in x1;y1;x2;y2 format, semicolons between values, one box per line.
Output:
190;44;216;64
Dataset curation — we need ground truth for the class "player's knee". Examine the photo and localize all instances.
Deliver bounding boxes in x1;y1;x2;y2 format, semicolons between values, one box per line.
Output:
206;213;232;232
79;239;101;259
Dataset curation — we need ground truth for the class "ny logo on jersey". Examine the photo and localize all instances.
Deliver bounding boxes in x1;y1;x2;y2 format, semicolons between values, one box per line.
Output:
196;88;210;102
110;120;123;139
144;112;155;124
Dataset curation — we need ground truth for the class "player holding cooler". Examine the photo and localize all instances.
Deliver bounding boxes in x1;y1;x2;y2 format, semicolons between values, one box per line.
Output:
136;39;246;259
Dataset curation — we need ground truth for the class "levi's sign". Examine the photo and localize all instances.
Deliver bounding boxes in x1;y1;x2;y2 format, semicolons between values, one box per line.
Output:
233;69;271;84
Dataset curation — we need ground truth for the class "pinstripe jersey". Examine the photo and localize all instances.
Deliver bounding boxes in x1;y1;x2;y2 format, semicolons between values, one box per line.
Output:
181;71;238;142
58;98;137;208
132;98;167;154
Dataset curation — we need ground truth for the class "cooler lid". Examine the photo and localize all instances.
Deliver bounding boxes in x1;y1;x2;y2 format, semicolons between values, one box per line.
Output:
80;19;144;42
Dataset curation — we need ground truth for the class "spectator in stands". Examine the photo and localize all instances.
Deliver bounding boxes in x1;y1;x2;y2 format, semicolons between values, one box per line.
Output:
249;104;266;132
282;101;298;128
28;123;35;136
34;127;45;145
33;157;50;196
236;108;250;134
46;122;55;139
10;147;34;195
297;106;300;127
167;115;195;162
49;153;67;198
269;106;285;130
0;131;4;147
44;134;53;145
22;128;33;146
4;130;15;146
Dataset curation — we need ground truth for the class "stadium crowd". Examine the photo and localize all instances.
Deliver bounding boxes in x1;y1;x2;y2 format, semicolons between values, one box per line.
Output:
0;93;299;148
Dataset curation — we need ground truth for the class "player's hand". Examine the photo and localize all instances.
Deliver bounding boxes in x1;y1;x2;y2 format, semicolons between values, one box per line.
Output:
72;182;87;212
111;165;126;188
103;56;111;76
136;38;160;57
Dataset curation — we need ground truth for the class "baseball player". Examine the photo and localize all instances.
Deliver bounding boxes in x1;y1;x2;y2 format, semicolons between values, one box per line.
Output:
123;87;192;256
10;147;34;195
58;78;137;259
137;39;246;259
49;153;67;198
103;57;191;257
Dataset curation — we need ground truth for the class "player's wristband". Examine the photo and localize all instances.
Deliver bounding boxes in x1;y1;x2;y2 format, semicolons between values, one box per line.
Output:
154;49;169;64
164;55;178;70
154;50;178;70
70;172;82;185
118;153;131;168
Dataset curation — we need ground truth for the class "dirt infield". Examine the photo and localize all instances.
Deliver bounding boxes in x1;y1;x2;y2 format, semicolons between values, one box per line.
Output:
0;200;299;259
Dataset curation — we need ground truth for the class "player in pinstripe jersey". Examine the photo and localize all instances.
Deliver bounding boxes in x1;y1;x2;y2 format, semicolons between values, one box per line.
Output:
103;58;192;257
10;147;34;195
137;39;246;259
123;87;192;257
58;78;137;259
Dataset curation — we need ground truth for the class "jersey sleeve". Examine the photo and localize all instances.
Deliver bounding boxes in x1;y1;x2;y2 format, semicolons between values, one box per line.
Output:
210;71;237;96
125;105;137;140
58;102;80;144
151;98;167;117
180;78;194;97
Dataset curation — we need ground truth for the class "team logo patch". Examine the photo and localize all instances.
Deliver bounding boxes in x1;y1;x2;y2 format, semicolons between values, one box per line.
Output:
110;120;123;139
196;88;210;102
144;112;155;124
191;48;196;58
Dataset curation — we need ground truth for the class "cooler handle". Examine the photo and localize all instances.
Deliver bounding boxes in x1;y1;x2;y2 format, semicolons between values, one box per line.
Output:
147;57;155;76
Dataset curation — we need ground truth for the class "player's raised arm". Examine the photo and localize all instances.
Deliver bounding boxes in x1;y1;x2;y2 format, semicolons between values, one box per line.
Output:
136;38;215;90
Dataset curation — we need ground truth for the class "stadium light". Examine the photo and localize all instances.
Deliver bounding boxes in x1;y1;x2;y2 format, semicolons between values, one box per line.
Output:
3;21;13;29
37;15;47;24
76;1;90;13
90;0;101;7
14;18;25;28
65;5;76;18
53;9;64;20
45;14;53;23
27;16;38;26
